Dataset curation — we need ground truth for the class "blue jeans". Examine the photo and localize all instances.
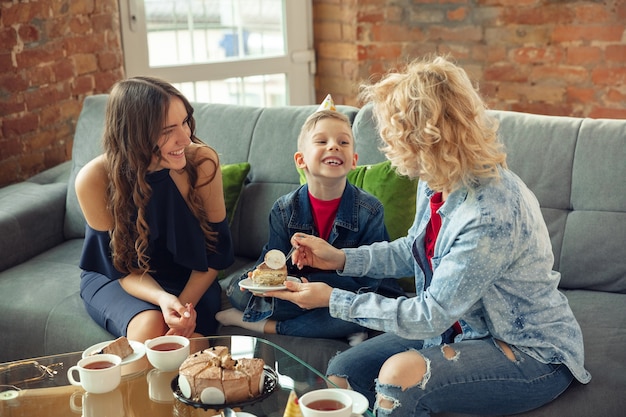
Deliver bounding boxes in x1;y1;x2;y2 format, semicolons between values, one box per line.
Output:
326;333;574;417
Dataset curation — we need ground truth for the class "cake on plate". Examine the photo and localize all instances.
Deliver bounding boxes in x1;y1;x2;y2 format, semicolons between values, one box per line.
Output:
178;346;266;404
250;249;287;286
92;336;134;359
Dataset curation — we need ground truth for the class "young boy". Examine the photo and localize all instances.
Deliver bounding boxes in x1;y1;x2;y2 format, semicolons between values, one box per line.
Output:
216;96;404;343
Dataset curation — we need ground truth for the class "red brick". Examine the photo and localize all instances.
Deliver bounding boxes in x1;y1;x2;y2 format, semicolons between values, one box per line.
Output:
530;66;588;85
1;2;47;25
512;46;563;65
15;43;65;68
69;15;93;35
71;75;95;95
606;88;626;103
566;87;596;104
0;137;23;160
501;5;574;25
18;24;41;44
566;46;603;65
70;0;95;15
25;65;55;86
574;3;613;23
0;52;14;73
92;13;116;33
484;64;529;82
428;25;482;42
589;107;626;119
2;113;39;138
0;72;28;94
606;45;626;63
357;43;402;61
592;68;626;86
447;7;468;22
73;54;99;75
0;27;18;49
552;25;624;42
371;23;424;42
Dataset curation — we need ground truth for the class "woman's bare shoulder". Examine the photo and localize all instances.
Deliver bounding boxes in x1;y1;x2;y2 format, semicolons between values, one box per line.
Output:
76;155;107;191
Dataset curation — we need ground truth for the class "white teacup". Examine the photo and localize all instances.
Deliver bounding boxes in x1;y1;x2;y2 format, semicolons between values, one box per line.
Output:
67;354;122;394
299;389;354;417
144;335;190;372
69;388;125;417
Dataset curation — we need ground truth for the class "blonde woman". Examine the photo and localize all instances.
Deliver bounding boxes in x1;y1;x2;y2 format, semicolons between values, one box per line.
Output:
76;77;233;342
270;56;590;416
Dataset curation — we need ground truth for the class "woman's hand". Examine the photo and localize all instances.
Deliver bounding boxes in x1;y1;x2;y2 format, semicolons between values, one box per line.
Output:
159;294;197;337
266;278;333;310
290;233;346;271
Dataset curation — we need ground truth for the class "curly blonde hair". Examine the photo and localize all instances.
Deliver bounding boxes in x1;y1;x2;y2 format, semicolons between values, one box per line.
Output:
359;55;506;192
103;76;218;274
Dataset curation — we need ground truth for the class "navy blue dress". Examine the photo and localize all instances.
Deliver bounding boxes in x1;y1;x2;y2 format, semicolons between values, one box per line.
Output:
79;169;234;336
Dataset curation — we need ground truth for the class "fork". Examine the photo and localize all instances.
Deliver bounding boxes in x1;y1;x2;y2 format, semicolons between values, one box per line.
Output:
285;245;297;264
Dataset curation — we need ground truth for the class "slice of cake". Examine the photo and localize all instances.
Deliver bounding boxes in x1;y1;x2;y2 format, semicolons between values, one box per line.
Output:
92;336;134;359
250;249;287;286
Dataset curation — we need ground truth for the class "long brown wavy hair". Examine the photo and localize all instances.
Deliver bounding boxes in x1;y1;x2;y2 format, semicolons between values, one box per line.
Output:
359;55;506;193
103;76;218;275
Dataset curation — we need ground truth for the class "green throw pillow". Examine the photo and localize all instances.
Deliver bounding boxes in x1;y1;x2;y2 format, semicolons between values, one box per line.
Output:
298;160;418;241
221;162;251;223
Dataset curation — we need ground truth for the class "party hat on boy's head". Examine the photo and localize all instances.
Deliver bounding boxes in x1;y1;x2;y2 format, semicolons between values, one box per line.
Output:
317;93;336;111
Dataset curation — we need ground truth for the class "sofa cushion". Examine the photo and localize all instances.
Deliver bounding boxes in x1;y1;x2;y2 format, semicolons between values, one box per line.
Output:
492;111;626;293
221;162;251;223
64;95;109;239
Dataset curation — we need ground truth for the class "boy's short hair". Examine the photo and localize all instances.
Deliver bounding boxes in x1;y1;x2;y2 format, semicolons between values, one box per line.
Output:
297;110;353;151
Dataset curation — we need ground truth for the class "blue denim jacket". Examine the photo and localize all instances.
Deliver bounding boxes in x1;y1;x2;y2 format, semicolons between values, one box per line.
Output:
227;182;405;322
330;168;591;384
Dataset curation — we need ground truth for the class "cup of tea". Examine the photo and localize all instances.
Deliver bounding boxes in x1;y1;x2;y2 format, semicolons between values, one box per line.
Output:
67;354;122;394
299;389;354;417
144;335;190;372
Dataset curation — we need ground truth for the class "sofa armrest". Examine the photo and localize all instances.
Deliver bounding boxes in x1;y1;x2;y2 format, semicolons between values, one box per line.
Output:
0;180;68;272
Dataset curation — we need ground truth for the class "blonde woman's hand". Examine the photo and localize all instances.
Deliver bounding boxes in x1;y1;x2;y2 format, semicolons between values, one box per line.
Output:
290;233;346;271
266;278;333;310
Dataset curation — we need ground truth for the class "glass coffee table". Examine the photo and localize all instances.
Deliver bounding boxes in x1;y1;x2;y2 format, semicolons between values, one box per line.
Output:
0;335;374;417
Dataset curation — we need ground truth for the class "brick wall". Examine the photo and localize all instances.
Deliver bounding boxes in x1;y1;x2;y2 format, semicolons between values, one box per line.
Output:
313;0;626;118
1;0;624;187
0;0;123;187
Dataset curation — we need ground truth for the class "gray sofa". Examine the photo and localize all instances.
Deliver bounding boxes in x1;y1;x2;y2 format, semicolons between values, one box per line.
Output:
0;95;624;416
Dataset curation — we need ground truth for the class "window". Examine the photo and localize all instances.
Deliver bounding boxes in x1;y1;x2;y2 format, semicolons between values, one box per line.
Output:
119;0;315;105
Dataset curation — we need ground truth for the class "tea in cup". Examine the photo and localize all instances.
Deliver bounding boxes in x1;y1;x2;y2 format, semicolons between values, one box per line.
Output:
144;335;190;372
67;354;122;394
299;389;353;417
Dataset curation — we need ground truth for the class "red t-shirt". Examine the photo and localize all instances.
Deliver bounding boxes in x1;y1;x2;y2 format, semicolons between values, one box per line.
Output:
308;192;342;241
425;192;462;336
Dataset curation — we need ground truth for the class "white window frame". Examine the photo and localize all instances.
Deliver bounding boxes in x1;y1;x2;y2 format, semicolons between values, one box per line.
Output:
118;0;315;105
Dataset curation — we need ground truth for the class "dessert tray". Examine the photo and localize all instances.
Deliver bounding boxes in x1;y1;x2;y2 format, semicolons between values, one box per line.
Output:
171;366;279;410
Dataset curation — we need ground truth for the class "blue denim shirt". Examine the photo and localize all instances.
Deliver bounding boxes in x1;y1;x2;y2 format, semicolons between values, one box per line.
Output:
330;168;591;384
227;182;405;321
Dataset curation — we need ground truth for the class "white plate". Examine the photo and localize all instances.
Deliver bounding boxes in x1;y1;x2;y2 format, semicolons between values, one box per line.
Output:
82;340;146;365
338;389;369;416
239;276;301;294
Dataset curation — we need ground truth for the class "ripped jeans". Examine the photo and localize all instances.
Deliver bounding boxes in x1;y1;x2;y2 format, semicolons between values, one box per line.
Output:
326;333;574;417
